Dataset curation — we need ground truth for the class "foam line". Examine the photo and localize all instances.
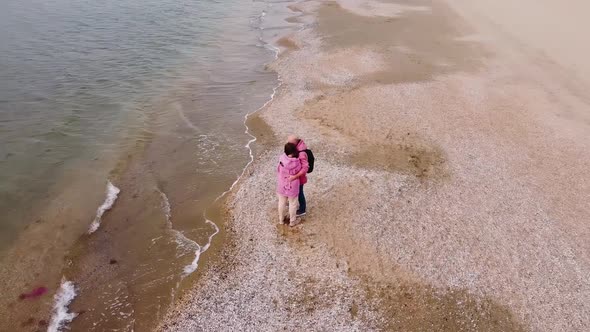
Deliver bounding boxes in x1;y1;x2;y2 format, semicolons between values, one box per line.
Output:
47;279;78;332
178;3;288;277
88;181;120;234
214;35;282;202
157;189;199;253
182;219;220;276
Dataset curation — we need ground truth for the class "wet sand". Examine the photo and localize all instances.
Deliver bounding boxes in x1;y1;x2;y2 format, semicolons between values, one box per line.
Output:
161;0;590;330
0;25;279;332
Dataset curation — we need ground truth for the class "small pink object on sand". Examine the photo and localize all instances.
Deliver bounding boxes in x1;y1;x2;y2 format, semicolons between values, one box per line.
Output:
19;287;48;300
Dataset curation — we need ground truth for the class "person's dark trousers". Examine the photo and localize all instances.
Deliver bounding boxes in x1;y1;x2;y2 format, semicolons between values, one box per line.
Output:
297;184;306;214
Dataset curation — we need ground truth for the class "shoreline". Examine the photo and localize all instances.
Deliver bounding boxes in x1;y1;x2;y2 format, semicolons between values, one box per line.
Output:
56;7;288;331
161;0;590;331
0;1;289;330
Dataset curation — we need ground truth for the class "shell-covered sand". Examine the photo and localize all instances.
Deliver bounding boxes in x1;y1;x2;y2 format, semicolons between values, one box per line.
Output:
160;0;590;330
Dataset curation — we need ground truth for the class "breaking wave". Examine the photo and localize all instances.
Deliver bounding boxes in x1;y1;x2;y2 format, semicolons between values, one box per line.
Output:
47;279;78;332
88;181;120;234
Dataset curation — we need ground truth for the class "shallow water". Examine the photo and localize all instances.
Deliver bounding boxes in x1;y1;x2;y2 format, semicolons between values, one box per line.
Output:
0;0;295;330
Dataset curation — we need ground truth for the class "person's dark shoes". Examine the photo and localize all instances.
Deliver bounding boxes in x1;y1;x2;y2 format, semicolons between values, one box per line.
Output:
296;211;306;217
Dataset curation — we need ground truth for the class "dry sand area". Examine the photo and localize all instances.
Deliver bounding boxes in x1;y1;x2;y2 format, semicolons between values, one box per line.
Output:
161;0;590;331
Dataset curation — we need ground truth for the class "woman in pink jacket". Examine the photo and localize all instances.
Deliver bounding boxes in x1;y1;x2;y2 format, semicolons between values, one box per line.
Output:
277;143;302;226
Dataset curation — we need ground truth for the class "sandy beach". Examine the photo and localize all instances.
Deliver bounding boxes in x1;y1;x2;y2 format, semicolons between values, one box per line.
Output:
160;0;590;330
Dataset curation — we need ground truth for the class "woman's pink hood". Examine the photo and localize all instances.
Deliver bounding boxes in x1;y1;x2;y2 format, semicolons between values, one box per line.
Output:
277;153;302;197
279;154;301;172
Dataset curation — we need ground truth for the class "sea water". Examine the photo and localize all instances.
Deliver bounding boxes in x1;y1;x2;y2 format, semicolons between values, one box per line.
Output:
0;0;296;330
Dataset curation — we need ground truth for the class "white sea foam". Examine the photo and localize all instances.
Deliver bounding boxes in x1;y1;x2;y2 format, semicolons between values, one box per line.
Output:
88;181;120;234
47;279;78;332
159;189;172;226
157;189;199;253
183;219;220;276
156;188;220;276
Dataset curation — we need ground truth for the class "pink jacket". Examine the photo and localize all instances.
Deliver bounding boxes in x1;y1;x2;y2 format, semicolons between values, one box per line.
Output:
295;139;309;185
277;153;302;197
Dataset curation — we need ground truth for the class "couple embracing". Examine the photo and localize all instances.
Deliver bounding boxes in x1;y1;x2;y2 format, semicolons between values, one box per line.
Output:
276;135;314;227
